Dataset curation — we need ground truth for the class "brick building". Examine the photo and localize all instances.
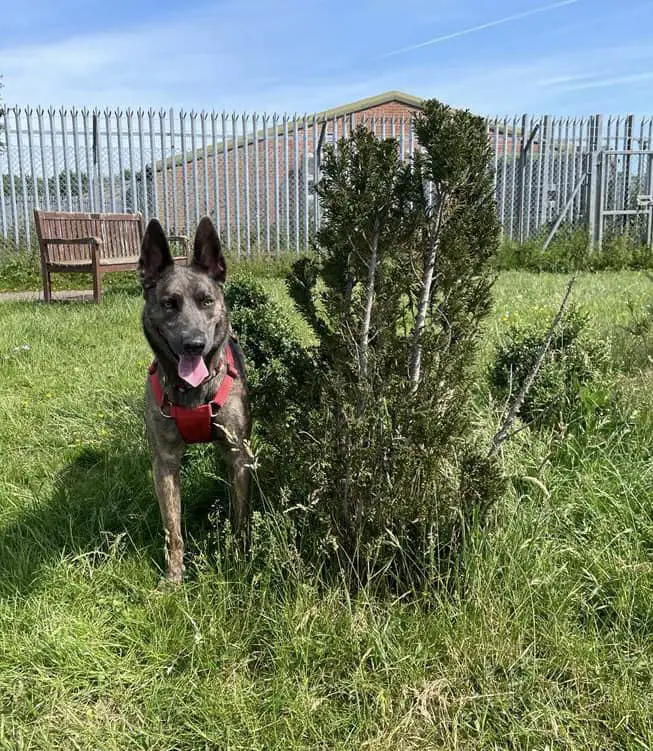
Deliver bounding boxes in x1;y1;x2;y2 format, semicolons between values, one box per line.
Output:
155;91;511;253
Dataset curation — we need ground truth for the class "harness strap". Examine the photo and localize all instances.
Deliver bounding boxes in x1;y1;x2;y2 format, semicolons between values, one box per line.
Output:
149;340;239;444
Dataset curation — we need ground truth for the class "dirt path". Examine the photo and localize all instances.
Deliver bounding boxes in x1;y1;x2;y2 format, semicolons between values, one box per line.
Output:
0;289;95;303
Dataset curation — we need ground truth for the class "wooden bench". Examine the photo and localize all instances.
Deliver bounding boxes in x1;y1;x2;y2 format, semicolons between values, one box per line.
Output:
34;210;188;303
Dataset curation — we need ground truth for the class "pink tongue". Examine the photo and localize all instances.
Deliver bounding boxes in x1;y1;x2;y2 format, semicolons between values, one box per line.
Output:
178;355;209;387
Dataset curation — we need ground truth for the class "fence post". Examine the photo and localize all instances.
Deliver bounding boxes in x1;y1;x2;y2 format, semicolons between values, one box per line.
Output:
518;115;540;244
540;114;551;228
15;109;31;244
5;109;20;245
587;114;603;250
623;114;633;223
517;115;527;244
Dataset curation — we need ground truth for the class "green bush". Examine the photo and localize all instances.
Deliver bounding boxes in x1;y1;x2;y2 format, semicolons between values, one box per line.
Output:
225;276;320;500
489;307;610;430
495;225;653;273
614;279;653;373
0;250;42;292
273;102;505;587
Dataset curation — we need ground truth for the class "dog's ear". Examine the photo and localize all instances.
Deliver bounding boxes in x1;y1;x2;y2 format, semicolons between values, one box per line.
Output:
139;219;173;288
191;217;226;283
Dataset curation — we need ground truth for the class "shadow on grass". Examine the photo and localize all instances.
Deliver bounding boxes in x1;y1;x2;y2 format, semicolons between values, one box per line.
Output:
0;396;233;597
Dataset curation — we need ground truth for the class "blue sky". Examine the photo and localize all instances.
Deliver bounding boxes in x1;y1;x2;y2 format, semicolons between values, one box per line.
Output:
2;0;653;115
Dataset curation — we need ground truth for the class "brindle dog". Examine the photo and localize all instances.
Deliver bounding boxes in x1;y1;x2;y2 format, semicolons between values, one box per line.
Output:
139;216;250;584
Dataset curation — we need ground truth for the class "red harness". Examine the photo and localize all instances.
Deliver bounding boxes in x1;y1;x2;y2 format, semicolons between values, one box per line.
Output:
149;340;239;444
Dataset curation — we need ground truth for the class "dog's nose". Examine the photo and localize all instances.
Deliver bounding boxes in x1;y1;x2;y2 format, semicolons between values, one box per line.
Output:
182;337;206;356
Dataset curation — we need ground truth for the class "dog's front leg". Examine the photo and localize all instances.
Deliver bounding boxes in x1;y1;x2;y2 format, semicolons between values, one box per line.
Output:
153;445;186;584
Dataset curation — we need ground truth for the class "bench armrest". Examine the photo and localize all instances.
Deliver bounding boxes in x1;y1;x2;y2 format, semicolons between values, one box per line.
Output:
41;236;102;265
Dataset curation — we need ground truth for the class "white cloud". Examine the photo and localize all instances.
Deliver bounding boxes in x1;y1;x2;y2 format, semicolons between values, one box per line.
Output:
1;22;237;109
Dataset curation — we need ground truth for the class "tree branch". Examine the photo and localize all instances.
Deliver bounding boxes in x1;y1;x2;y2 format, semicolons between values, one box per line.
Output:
490;274;576;455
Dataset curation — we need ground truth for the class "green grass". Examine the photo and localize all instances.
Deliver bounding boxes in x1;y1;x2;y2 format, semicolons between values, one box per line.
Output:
0;271;652;749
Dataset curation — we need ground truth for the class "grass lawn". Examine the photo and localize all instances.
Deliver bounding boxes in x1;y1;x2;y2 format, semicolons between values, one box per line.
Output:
0;271;652;749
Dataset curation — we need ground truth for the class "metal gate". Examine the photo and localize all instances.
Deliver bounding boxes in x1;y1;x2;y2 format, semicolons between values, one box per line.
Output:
592;148;653;250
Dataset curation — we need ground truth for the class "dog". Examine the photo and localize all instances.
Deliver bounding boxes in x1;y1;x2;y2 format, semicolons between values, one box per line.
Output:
139;216;251;584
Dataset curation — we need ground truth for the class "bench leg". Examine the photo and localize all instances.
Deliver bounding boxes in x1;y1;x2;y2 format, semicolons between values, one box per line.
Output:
92;264;102;304
42;269;52;304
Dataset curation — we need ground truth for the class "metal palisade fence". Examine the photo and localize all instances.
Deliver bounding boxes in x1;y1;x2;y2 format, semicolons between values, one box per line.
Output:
489;113;653;250
1;107;653;255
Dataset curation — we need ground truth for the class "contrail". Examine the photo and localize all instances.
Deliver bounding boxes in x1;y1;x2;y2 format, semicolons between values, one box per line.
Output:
380;0;581;58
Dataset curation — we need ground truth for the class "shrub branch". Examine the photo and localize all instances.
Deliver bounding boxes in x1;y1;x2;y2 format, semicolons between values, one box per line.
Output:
409;195;449;390
359;219;380;380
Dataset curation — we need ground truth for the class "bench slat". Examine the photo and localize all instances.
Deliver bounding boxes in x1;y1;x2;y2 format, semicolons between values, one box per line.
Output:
35;211;142;261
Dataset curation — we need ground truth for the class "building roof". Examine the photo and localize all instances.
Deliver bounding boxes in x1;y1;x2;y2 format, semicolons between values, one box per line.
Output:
313;90;424;119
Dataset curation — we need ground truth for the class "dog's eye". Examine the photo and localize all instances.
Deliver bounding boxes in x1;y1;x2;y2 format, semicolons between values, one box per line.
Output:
200;296;214;308
162;297;178;310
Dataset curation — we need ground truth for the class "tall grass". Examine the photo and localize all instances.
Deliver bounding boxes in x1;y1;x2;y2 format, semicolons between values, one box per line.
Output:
0;272;652;748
